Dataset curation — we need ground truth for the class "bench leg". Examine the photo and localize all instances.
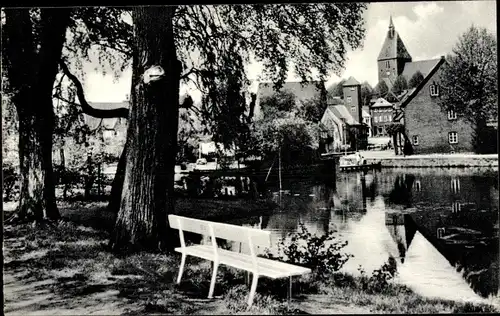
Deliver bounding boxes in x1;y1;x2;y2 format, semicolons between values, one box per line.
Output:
247;273;259;308
176;253;186;284
208;261;219;299
288;276;292;311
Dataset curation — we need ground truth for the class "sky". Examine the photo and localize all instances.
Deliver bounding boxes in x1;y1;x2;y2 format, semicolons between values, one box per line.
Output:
82;1;497;103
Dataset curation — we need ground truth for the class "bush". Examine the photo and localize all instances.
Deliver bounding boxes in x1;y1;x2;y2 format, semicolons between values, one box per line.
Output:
264;222;353;278
357;256;398;294
3;163;20;201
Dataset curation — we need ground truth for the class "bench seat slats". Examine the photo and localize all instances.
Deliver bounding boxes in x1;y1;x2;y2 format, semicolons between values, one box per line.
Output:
168;215;271;247
175;245;311;278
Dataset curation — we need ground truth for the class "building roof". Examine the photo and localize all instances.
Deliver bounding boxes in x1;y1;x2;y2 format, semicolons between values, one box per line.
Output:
362;106;370;117
257;81;325;102
343;76;361;86
327;95;343;105
396;57;446;114
401;58;442;81
371;97;393;108
377;18;412;61
327;104;358;125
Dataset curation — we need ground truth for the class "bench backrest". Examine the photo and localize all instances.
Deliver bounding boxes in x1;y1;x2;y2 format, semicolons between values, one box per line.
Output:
168;214;271;248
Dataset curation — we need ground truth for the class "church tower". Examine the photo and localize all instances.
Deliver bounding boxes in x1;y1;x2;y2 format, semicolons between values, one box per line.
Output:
377;16;412;86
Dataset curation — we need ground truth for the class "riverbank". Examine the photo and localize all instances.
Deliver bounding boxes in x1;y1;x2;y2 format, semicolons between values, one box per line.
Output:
3;202;499;315
359;151;498;168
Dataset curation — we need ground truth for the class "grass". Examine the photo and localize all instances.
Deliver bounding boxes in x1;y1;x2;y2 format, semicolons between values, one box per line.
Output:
4;200;500;315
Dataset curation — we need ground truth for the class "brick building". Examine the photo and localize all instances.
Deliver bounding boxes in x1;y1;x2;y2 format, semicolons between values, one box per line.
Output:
377;17;475;154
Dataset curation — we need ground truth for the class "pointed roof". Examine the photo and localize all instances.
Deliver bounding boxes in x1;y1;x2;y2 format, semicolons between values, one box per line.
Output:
377;18;412;61
401;58;442;81
342;76;361;86
371;97;393;108
327;104;359;125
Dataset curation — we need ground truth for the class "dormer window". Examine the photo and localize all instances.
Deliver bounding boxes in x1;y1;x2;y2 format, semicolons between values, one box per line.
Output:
447;109;457;120
429;83;440;97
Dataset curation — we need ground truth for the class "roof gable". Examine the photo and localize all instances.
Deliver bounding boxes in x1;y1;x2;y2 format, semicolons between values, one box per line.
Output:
327;104;358;125
401;58;442;81
398;57;446;109
343;76;361;86
257;81;325;101
371;97;393;108
378;31;412;61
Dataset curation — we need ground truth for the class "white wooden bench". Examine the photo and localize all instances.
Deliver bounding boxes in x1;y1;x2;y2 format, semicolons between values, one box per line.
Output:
168;214;311;307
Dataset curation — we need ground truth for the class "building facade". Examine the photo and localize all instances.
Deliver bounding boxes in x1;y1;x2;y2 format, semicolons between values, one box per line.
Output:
399;64;474;154
320;77;369;152
377;17;476;154
370;98;393;137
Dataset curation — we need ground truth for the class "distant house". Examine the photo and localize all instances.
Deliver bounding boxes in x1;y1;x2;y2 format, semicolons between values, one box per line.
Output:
320;77;369;152
254;81;327;119
378;18;475;154
370;97;393;137
362;106;372;137
84;100;129;143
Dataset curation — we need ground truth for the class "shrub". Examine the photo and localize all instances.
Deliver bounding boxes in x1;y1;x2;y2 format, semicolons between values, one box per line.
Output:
357;256;398;294
3;163;20;201
264;222;353;278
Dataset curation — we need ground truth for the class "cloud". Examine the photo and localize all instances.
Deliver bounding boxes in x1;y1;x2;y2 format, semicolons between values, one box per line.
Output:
413;2;444;19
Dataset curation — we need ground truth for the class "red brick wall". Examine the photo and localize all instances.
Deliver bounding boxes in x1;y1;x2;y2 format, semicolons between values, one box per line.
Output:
404;68;474;154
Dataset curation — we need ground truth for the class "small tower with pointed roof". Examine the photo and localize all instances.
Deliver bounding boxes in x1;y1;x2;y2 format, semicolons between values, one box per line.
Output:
342;76;362;124
377;16;412;86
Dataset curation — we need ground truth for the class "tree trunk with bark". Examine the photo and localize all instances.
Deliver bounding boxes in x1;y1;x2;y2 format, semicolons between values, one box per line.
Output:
4;8;71;222
109;6;181;252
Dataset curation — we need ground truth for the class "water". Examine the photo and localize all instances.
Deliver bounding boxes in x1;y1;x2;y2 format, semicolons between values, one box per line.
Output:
223;167;499;303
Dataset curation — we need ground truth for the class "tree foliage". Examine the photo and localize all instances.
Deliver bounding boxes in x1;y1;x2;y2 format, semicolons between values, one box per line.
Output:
391;75;408;95
360;81;373;106
299;95;328;123
375;80;389;98
408;71;424;89
327;79;346;98
252;91;320;158
439;25;497;153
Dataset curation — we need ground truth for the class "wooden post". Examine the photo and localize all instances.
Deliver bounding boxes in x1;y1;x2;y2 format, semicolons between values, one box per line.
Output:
97;163;102;196
278;146;282;195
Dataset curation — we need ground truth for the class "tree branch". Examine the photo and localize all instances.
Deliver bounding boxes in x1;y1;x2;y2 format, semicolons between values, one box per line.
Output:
59;59;129;119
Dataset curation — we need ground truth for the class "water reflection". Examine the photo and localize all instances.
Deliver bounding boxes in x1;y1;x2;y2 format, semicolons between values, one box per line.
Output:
227;167;499;302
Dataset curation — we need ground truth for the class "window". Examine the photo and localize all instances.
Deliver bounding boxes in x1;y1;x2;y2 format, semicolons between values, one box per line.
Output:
374;116;378;123
451;178;460;194
448;132;458;144
350;87;355;91
385;60;390;68
346;96;352;104
351;107;356;112
415;180;421;192
412;135;419;145
447;109;457;120
388;115;392;122
452;201;461;213
429;83;440;97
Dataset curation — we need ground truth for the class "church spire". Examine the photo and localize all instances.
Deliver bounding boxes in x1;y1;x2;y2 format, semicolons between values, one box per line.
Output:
388;15;395;38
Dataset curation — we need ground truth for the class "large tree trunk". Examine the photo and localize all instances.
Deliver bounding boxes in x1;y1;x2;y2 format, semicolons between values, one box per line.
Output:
108;143;127;214
109;6;181;252
4;8;71;222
